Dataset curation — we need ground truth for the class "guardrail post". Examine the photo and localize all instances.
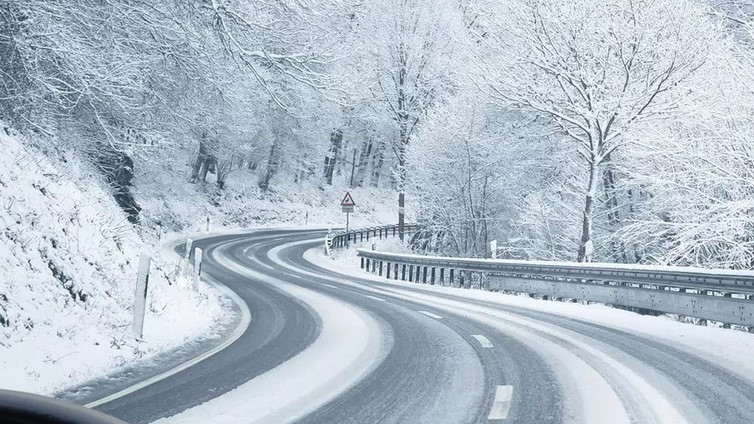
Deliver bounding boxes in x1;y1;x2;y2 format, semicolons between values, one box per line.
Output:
393;227;396;236
422;267;427;284
431;267;436;285
394;263;399;279
415;265;420;282
401;264;406;280
440;268;445;285
386;263;391;278
360;257;365;269
379;261;383;276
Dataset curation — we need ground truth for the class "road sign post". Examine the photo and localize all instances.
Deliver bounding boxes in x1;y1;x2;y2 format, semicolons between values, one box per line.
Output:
341;192;356;247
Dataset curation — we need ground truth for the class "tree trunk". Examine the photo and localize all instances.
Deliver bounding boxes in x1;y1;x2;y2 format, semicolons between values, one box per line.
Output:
602;153;625;261
398;122;408;241
189;131;209;183
199;155;215;183
352;139;372;188
370;140;385;187
216;159;232;189
577;159;600;262
323;129;343;185
260;138;281;190
348;148;357;186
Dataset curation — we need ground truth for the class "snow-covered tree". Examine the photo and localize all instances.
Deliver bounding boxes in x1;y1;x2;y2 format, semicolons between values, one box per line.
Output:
475;0;721;261
355;0;467;240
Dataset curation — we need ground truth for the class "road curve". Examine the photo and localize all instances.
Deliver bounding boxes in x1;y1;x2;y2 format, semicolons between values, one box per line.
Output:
84;231;323;423
72;229;754;424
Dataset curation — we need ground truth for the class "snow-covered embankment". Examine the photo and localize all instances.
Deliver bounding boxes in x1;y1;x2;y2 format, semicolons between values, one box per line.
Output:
0;127;230;394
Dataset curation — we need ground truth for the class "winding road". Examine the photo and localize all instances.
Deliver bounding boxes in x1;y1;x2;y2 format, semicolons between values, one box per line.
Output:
74;229;754;423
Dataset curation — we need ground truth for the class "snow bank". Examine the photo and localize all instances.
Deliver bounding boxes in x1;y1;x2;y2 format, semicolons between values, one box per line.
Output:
0;127;229;395
312;242;754;382
156;241;388;424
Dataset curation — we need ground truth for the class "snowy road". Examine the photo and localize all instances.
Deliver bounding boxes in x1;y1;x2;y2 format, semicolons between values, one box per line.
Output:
85;229;754;423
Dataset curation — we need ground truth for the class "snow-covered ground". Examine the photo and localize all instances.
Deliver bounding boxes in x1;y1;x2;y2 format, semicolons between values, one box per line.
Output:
0;127;404;397
312;241;754;383
134;146;402;236
0;128;229;395
154;241;388;424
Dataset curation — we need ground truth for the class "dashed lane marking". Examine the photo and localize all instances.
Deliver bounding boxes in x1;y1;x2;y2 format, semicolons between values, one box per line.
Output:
488;385;513;420
364;295;386;302
417;310;443;319
472;334;493;348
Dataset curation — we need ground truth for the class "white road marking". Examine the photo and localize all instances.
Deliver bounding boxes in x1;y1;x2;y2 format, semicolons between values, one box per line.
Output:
488;385;513;420
323;284;337;289
472;335;493;348
365;295;386;302
418;310;443;319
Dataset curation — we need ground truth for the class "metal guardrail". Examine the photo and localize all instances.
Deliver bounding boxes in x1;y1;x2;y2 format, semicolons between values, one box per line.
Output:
356;249;754;327
328;224;420;249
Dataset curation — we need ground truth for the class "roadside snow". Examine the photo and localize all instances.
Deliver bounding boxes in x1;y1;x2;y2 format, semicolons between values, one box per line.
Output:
134;145;403;236
311;243;754;383
0;128;230;395
155;241;388;424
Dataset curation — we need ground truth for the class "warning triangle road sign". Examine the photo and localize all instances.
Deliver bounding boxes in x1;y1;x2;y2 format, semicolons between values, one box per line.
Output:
341;191;356;207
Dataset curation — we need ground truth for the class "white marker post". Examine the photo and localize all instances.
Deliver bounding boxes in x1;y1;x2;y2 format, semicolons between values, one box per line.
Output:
133;253;151;339
324;232;332;256
180;238;193;277
193;247;203;287
490;240;497;259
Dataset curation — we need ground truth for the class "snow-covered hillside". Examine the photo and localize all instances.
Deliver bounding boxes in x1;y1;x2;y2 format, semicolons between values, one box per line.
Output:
0;124;403;395
0;127;228;394
134;146;402;235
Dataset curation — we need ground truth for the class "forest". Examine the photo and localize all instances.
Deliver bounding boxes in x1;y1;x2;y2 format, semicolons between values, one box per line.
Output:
3;0;754;268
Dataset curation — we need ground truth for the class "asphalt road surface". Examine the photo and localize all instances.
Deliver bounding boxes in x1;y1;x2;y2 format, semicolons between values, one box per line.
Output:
78;229;754;424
